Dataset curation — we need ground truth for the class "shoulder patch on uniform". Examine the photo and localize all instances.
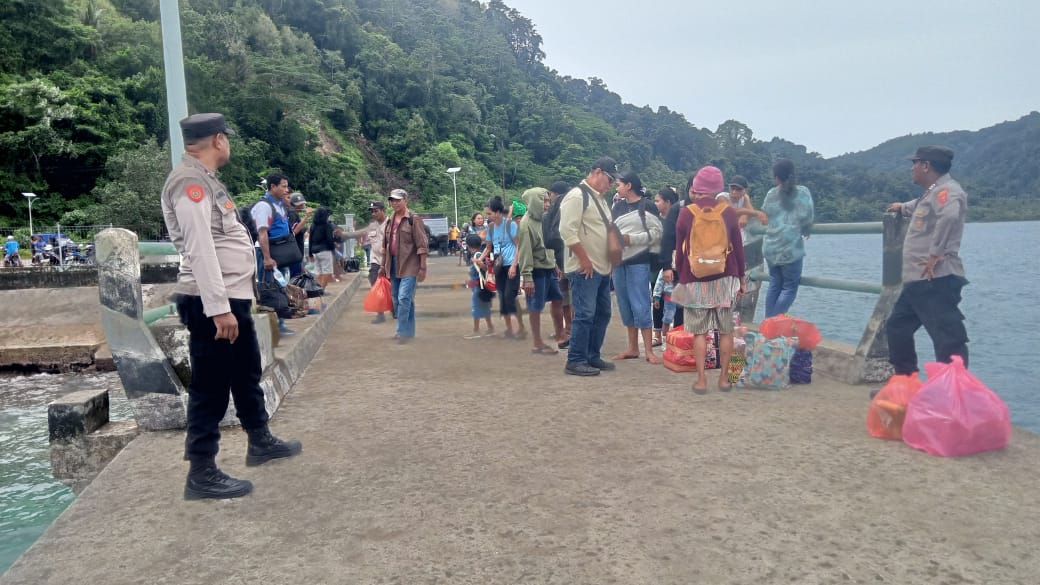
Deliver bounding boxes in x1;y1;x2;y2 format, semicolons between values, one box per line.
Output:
224;200;234;210
186;184;205;203
936;189;949;206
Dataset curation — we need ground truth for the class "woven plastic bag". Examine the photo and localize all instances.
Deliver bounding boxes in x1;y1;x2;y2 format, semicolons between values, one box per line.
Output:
901;356;1011;457
789;349;813;384
363;275;394;313
737;332;797;390
726;354;745;384
759;315;821;350
866;374;923;440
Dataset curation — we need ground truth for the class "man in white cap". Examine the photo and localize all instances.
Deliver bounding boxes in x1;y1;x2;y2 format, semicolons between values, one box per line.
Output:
379;189;428;342
3;235;19;266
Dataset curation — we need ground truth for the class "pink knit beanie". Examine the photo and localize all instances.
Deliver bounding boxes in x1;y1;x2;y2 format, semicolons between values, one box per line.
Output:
691;165;725;195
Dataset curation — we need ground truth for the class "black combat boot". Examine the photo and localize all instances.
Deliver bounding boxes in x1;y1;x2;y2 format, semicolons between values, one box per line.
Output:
245;426;303;467
184;460;253;500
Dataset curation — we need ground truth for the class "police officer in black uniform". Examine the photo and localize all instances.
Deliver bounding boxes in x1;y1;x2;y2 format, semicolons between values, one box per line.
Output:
161;113;302;500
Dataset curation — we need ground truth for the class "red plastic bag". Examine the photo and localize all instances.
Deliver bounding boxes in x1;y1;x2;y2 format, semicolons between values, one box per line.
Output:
866;374;923;440
759;315;821;350
363;275;394;313
901;356;1011;457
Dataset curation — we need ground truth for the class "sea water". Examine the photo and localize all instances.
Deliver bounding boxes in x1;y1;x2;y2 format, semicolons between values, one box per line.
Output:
754;220;1040;430
0;372;127;574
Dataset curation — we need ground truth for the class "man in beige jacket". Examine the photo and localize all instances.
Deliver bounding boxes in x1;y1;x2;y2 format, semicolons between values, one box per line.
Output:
559;157;620;376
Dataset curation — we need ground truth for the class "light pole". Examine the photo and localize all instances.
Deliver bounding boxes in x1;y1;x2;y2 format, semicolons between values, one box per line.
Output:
159;0;189;166
22;192;36;236
445;167;461;228
489;133;505;195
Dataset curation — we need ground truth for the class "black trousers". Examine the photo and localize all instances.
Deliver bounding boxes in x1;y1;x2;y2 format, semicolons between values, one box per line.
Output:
886;275;969;375
495;263;521;315
176;295;269;462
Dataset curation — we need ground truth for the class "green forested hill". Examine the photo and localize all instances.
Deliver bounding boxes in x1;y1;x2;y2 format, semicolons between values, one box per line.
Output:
832;112;1040;204
0;0;1036;237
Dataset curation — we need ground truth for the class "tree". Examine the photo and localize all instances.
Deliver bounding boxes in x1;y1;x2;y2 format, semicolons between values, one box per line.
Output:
70;139;170;227
0;79;76;177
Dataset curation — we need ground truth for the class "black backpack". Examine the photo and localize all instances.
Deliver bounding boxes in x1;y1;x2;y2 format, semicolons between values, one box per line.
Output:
239;199;273;243
542;195;564;251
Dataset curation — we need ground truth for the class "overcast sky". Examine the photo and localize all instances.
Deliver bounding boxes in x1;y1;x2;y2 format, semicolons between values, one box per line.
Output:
503;0;1039;157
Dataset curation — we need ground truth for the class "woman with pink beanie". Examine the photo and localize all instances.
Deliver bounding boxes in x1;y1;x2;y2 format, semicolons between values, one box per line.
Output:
671;166;746;394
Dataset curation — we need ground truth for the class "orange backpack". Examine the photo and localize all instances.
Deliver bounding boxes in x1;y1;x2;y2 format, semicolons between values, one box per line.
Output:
682;201;731;278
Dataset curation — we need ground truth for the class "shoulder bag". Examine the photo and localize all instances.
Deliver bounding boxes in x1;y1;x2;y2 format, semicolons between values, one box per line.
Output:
581;184;623;267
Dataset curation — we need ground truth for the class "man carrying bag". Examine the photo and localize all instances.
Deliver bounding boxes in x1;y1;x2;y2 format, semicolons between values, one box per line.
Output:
252;173;302;274
251;173;300;335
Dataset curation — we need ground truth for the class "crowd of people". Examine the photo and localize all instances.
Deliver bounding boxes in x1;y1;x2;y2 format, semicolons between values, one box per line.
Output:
440;156;816;389
388;149;967;398
159;109;970;500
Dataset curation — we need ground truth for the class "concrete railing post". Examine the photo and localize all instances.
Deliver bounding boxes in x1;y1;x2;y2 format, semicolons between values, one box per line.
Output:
96;228;188;429
734;239;764;320
851;212;908;383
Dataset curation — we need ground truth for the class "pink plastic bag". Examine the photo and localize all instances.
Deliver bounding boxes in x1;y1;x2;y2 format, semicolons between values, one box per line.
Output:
901;356;1011;457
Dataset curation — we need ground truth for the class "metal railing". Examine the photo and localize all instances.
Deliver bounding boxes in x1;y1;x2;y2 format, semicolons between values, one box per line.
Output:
745;222;885;295
0;224;168;244
139;241;179;325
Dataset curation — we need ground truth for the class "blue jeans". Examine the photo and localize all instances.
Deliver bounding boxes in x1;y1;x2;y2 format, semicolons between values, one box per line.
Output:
470;287;492;319
390;257;417;338
765;257;804;317
662;300;677;325
612;263;652;329
567;271;612;366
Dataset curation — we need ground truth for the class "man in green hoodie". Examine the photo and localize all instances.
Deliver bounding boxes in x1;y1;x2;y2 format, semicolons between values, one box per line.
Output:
517;187;564;355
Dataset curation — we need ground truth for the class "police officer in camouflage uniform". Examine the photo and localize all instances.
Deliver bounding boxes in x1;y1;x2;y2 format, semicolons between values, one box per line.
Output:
885;145;969;375
161;113;302;500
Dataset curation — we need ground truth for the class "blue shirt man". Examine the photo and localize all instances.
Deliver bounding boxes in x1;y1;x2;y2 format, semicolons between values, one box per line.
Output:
252;173;291;274
4;237;19;259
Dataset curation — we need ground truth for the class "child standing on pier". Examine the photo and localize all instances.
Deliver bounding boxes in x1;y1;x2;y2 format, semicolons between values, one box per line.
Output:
653;268;677;346
465;234;494;339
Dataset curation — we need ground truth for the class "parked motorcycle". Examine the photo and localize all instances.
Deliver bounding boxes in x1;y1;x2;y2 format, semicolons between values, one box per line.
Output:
2;252;21;268
39;245;61;266
57;243;95;265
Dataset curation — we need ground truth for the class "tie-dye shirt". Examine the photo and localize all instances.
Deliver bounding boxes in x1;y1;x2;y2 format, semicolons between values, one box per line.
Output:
761;185;814;266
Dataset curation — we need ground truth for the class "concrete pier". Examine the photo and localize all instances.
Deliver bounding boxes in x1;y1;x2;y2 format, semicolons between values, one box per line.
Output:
3;255;1038;585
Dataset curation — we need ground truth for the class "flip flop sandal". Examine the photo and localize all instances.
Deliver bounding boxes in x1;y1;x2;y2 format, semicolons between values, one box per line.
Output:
531;347;558;355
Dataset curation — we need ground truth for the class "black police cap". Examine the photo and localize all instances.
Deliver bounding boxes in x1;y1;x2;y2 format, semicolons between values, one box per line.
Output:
908;145;954;166
180;113;237;140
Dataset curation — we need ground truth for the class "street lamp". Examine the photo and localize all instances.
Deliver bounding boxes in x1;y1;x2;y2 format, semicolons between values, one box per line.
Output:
445;167;461;229
22;192;36;236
